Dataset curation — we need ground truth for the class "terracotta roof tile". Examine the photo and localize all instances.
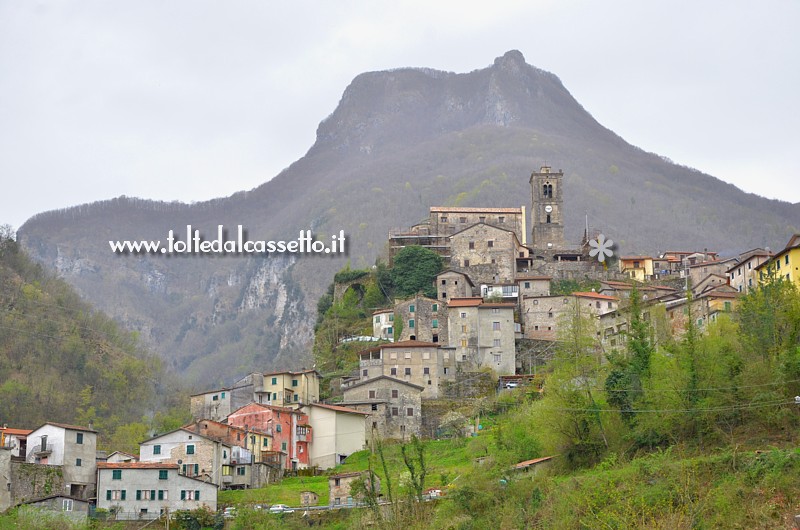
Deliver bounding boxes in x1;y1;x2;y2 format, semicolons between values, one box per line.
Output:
573;292;618;301
98;462;179;470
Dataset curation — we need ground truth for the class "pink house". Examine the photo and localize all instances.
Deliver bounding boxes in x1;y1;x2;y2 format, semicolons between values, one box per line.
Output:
227;403;311;471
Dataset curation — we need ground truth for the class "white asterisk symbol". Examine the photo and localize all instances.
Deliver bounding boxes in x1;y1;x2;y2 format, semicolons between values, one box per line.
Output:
588;234;614;263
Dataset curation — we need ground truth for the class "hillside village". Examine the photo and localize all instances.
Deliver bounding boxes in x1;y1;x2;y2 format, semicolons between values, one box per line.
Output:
3;165;800;524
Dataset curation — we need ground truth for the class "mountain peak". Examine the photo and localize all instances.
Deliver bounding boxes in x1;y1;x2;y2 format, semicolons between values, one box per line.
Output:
493;49;527;71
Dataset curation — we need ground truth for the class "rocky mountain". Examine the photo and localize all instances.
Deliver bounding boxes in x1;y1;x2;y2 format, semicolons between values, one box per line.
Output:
18;50;800;387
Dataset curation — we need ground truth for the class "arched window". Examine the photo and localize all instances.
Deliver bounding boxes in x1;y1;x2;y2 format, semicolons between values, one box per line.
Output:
546;214;551;224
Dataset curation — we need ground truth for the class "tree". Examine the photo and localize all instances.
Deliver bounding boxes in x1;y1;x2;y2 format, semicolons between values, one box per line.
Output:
391;246;443;299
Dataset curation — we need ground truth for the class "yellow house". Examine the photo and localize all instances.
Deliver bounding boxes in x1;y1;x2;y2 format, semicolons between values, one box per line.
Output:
756;234;800;286
618;256;654;282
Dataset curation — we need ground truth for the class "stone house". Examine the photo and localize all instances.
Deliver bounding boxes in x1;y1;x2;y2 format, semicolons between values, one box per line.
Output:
516;275;551;300
226;403;310;471
96;462;217;520
447;298;517;375
17;495;90;521
299;403;368;469
372;309;394;341
358;340;453;398
299;490;319;507
522;292;617;342
25;423;98;499
693;273;729;296
341;375;424;440
436;269;475;301
190;386;236;422
449;223;525;286
328;471;380;506
138;428;230;486
727;248;772;293
106;452;138;464
687;258;737;288
394;295;447;344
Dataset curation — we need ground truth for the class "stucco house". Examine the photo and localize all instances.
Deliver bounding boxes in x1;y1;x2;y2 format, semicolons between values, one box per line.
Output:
25;422;98;499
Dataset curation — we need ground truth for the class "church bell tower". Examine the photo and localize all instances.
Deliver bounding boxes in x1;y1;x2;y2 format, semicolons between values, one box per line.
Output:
529;165;565;251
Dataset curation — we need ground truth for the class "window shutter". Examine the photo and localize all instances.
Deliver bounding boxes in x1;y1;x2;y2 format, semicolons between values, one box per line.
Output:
106;490;111;501
195;490;200;500
181;490;186;500
136;490;141;500
151;490;156;500
121;490;126;500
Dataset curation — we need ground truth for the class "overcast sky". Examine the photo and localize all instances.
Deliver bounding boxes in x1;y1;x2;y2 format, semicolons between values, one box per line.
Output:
2;1;798;231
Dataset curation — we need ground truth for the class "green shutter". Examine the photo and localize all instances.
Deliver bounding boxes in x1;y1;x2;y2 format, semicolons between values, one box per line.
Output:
121;490;126;501
136;490;141;500
181;490;186;500
158;490;164;500
106;490;111;501
195;490;200;500
194;464;199;475
151;490;156;500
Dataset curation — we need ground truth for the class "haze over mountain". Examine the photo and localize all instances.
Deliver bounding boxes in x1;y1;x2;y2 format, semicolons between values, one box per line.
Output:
18;50;800;387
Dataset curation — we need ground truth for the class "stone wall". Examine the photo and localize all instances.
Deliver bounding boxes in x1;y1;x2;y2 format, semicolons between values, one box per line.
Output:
10;462;66;505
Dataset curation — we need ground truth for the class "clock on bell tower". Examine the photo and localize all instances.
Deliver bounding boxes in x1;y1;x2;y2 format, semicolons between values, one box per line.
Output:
529;165;565;251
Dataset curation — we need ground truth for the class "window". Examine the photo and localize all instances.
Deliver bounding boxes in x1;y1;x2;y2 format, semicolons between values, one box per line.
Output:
263;438;268;447
282;442;287;451
63;499;73;511
181;490;200;501
786;255;790;265
596;301;601;309
461;325;467;332
524;282;530;289
493;339;501;347
423;367;430;375
212;394;218;401
272;377;278;385
362;369;368;377
276;424;282;433
440;216;447;222
498;216;505;223
158;490;167;500
186;444;195;455
392;407;398;416
459;216;467;223
371;403;378;411
405;351;412;359
407;408;414;416
369;390;376;399
493;354;501;363
76;433;83;444
409;304;415;313
136;490;155;500
432;319;438;328
461;339;467;347
464;260;470;267
375;316;380;323
391;389;399;398
112;470;122;480
608;301;613;308
492;308;499;314
390;367;397;376
221;392;225;399
488;240;494;248
479;216;486;223
272;392;278;400
469;241;475;250
388;314;394;321
237;467;246;476
292;379;298;387
108;489;126;500
433;334;439;343
387;326;393;335
460;312;467;318
432;303;438;312
548;312;553;318
441;279;447;285
493;322;500;331
546;214;551;223
405;367;411;376
159;470;168;480
409;319;415;329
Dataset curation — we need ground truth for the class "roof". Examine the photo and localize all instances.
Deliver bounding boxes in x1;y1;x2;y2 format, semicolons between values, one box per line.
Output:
436;269;475;285
98;462;179;470
449;221;519;240
447;297;484;308
262;368;321;378
16;494;90;507
190;386;231;397
372;308;393;315
106;451;138;459
619;256;653;261
513;456;556;469
687;260;724;269
430;206;522;214
302;403;371;416
516;275;552;281
573;292;618;301
0;427;32;436
228;402;298;415
342;375;425;392
34;422;97;434
697;290;741;300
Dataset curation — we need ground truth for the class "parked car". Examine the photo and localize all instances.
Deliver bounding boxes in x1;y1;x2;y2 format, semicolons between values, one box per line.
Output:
222;507;237;519
269;504;295;514
505;381;519;389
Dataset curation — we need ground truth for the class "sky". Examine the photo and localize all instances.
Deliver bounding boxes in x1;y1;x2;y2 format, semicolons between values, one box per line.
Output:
1;1;798;231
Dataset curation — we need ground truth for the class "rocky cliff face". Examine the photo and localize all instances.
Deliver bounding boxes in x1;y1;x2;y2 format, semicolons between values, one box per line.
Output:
18;51;800;387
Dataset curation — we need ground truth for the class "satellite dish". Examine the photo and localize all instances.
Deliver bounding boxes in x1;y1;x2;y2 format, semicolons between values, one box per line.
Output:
177;459;183;465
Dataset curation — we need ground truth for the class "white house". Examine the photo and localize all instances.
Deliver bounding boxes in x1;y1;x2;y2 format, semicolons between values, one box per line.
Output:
97;462;217;520
25;423;97;499
138;428;230;487
299;403;368;469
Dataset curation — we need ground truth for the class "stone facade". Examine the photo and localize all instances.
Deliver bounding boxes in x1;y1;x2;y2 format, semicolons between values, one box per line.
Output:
9;462;66;507
449;223;522;286
328;471;380;506
358;341;454;399
341;376;424;440
522;292;618;341
0;448;10;512
394;295;447;344
529;166;566;251
517;276;551;299
138;428;230;484
728;249;772;293
447;299;517;375
436;270;475;301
